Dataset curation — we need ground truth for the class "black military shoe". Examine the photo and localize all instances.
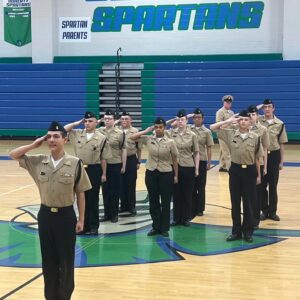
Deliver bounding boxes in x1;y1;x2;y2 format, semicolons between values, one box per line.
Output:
90;228;99;235
111;216;118;223
160;231;169;237
147;229;159;236
129;209;137;216
260;213;267;221
170;221;180;226
244;235;253;243
226;234;242;242
100;216;110;222
183;221;190;227
197;212;204;216
269;214;280;221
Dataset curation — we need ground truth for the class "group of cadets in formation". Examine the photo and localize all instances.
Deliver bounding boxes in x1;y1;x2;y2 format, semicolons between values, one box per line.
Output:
64;95;288;242
8;95;288;299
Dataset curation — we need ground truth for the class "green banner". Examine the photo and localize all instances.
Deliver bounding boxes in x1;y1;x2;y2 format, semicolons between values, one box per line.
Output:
3;0;31;47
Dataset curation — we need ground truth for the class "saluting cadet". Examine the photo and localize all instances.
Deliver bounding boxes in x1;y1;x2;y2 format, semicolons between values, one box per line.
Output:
118;110;142;215
98;109;127;223
190;108;214;217
216;95;235;172
258;99;288;221
64;111;112;235
248;105;270;229
9;121;91;300
167;109;199;226
210;111;263;243
130;117;178;237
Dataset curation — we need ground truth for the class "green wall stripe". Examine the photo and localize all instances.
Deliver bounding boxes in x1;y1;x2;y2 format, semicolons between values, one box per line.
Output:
54;53;283;64
0;129;46;136
0;57;32;63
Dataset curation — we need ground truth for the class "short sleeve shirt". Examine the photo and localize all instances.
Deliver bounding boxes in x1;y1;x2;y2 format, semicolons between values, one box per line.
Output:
98;127;127;164
140;135;178;172
216;107;234;122
166;128;199;167
190;125;214;161
258;115;288;151
120;126;142;157
68;129;111;164
216;129;264;165
19;153;92;207
250;122;270;165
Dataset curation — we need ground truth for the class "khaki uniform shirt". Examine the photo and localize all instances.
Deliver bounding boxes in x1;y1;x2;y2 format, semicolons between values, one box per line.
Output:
120;126;142;157
166;128;199;167
19;153;91;207
68;129;112;164
258;115;288;151
190;125;214;161
250;122;270;165
98;127;127;164
217;129;263;165
140;135;178;172
216;107;234;122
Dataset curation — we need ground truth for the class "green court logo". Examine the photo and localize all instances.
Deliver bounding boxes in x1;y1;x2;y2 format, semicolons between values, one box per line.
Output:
0;191;295;268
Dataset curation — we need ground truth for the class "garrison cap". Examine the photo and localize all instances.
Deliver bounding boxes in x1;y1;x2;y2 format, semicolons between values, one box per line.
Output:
222;95;234;102
193;108;204;116
263;98;273;105
247;105;258;114
84;111;96;119
104;109;115;117
121;110;131;117
48;121;67;135
177;109;187;118
238;110;250;118
154;116;166;126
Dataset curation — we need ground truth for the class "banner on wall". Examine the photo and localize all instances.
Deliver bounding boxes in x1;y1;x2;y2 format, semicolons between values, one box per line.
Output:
3;0;31;47
59;17;91;43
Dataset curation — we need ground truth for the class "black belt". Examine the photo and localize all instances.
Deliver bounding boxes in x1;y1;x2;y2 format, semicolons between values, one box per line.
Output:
83;163;101;168
231;162;255;169
40;204;73;213
267;149;280;154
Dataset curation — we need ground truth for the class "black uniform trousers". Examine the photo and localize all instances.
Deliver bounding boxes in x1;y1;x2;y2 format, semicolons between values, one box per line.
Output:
253;165;264;226
84;164;102;231
102;163;122;219
192;160;207;217
38;205;77;300
120;155;138;212
229;163;256;237
145;169;174;232
261;149;281;217
173;166;195;224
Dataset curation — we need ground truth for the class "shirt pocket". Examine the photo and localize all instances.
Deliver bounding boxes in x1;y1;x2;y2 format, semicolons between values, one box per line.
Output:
58;176;74;185
38;174;49;182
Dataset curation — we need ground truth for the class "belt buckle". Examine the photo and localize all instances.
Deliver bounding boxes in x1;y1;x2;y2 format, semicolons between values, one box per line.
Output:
83;164;88;168
268;151;271;154
242;165;247;169
50;207;58;213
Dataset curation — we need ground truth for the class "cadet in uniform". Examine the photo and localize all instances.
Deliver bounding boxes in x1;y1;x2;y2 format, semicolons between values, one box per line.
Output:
98;109;127;223
258;99;288;221
130;117;178;237
190;108;214;217
64;111;111;235
216;95;235;172
167;109;199;226
9;121;91;300
118;110;142;215
248;105;269;229
210;111;263;242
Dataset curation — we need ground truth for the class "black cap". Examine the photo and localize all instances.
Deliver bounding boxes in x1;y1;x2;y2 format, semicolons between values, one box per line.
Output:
247;105;258;114
121;110;131;117
222;95;234;102
154;117;166;126
263;98;273;105
105;109;115;117
48;121;67;135
238;110;250;118
177;109;187;118
193;108;204;116
84;111;96;119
